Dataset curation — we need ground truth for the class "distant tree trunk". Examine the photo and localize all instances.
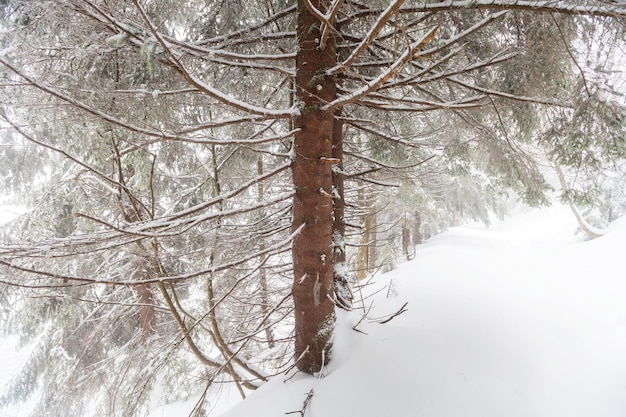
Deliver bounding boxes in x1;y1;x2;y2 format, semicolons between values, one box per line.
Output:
332;114;352;310
257;155;275;348
292;0;337;374
132;254;156;340
137;285;155;337
414;211;423;244
368;200;378;272
356;188;376;280
402;212;412;261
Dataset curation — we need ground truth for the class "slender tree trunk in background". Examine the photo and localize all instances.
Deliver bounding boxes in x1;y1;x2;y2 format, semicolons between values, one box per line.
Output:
257;155;275;348
356;187;370;281
368;200;377;271
414;211;423;244
356;189;377;279
332;115;352;309
331;118;345;263
136;264;156;339
292;0;337;374
117;171;156;340
402;212;411;261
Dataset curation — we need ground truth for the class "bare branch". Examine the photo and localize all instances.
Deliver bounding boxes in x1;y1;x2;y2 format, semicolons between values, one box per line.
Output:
375;302;408;324
285;389;314;417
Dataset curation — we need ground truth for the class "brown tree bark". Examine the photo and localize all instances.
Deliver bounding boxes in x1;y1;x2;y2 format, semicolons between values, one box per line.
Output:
292;0;338;374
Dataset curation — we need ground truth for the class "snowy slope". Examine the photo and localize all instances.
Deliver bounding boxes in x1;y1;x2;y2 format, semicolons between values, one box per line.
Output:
3;204;625;417
218;204;626;417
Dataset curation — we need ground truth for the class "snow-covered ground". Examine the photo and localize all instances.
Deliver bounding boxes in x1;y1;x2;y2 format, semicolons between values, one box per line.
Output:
3;203;626;416
218;204;626;417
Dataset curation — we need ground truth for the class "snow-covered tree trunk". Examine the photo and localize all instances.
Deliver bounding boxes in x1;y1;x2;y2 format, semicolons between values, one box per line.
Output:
292;0;338;374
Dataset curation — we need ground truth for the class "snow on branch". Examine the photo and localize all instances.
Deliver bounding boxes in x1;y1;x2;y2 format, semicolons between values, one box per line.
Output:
344;118;437;149
414;9;509;58
0;56;295;144
193;55;294;76
301;0;347;50
397;48;518;89
198;4;296;45
158;161;292;222
358;93;487;111
81;0;295;61
345;151;436;173
320;0;346;50
339;10;514;95
0;158;293;262
400;0;626;18
322;24;439;110
132;0;297;118
325;11;527;111
448;77;572;107
0;223;304;287
327;0;407;76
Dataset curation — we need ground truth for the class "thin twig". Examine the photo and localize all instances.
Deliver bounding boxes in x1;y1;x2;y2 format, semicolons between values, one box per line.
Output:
376;302;408;324
551;13;591;98
285;389;315;417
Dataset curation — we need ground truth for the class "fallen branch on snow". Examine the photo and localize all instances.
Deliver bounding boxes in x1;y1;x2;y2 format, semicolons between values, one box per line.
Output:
376;302;409;324
285;389;314;417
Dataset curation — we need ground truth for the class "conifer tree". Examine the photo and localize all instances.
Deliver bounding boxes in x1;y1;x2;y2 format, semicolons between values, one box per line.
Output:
0;1;624;414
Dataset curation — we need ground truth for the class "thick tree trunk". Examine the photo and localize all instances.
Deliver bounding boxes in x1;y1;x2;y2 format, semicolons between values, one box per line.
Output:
292;0;337;374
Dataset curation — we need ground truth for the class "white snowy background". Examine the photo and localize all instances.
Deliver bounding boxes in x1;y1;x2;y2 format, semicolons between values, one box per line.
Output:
1;205;33;417
2;202;626;416
217;203;626;417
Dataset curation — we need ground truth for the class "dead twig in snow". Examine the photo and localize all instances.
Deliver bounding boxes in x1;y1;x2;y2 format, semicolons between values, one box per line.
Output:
285;389;314;417
375;302;408;324
352;299;374;334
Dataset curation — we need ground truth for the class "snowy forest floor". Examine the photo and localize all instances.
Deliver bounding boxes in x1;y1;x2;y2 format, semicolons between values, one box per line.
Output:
2;203;626;417
217;203;626;417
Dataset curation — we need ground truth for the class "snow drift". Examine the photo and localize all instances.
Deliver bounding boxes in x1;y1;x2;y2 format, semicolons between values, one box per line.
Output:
218;204;626;417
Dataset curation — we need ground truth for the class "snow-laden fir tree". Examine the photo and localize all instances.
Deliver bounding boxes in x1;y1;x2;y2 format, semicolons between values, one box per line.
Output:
0;1;625;415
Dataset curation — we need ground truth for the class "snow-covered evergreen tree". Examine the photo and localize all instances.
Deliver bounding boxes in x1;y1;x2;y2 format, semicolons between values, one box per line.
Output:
0;1;624;415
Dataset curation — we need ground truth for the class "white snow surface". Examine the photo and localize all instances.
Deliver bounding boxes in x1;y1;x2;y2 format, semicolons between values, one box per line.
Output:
2;204;626;416
218;204;626;417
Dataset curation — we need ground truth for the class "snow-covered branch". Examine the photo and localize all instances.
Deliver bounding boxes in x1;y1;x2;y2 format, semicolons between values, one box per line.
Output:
400;0;626;18
0;56;296;144
328;0;407;76
323;24;439;110
132;0;297;118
